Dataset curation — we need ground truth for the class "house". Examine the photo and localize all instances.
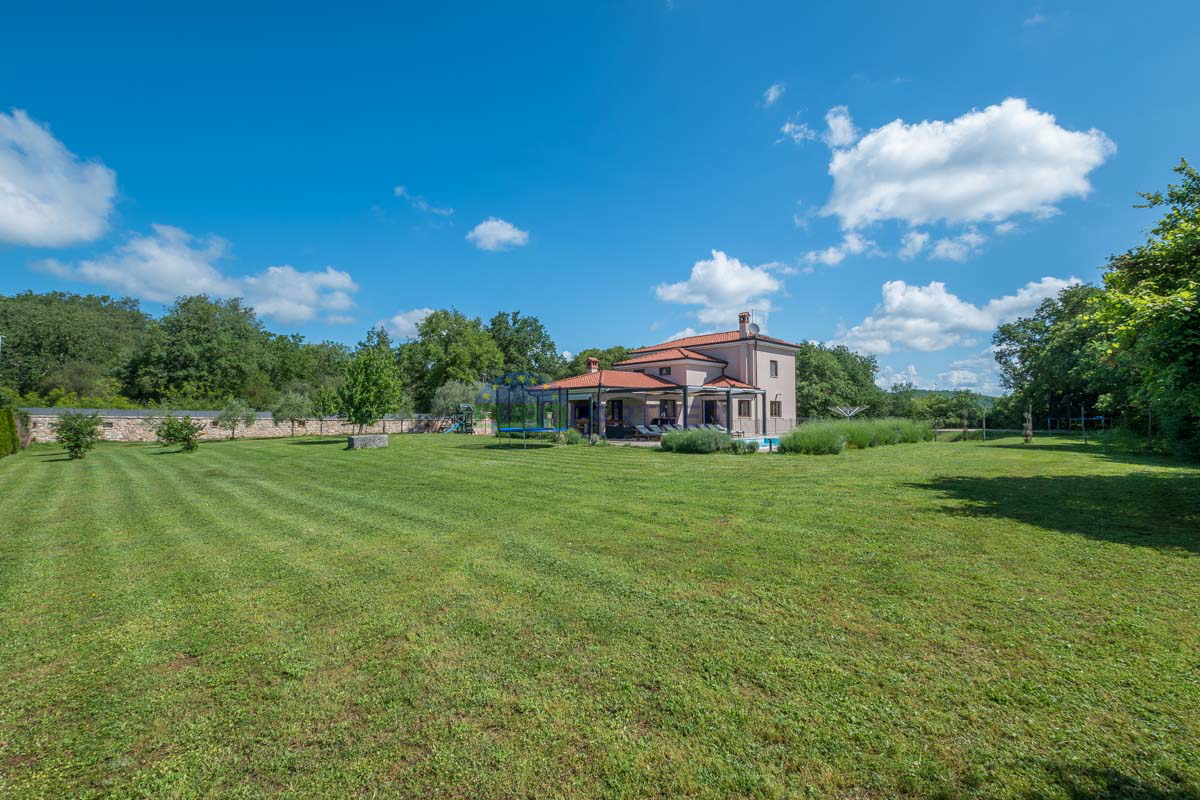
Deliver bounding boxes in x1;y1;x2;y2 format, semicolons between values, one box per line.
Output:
545;312;799;438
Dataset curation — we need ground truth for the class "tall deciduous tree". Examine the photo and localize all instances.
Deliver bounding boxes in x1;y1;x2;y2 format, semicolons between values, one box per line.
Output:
125;295;270;404
338;347;403;432
793;342;885;418
562;346;630;376
397;309;503;411
487;311;564;378
0;291;148;394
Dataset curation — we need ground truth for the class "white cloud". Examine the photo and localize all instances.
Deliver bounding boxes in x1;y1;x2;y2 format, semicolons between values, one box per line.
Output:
0;109;117;246
394;185;453;216
937;369;979;388
875;363;924;390
823;105;859;148
561;350;572;360
762;82;786;107
666;327;702;341
802;231;878;266
655;250;782;329
930;229;986;261
994;221;1018;235
36;223;359;323
834;275;1079;354
326;314;356;325
466;217;529;251
384;307;434;338
823;98;1114;230
1023;13;1047;26
242;265;358;323
898;230;930;260
780;116;817;144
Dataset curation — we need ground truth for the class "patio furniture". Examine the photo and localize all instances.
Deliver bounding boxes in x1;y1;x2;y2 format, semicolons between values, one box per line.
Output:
635;425;660;439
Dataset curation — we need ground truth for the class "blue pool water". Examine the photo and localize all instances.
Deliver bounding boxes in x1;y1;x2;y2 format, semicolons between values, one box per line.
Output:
748;437;781;449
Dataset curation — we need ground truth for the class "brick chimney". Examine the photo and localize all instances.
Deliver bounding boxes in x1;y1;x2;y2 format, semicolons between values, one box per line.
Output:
586;356;599;374
738;311;751;336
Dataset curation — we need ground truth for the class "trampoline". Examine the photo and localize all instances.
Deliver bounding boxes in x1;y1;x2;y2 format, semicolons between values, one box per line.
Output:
477;372;570;447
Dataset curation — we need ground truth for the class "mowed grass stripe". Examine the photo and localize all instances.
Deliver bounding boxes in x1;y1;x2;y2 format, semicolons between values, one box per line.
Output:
1;436;1197;799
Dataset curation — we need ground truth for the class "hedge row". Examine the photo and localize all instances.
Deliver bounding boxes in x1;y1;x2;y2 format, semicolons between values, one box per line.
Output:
0;408;19;458
661;428;759;454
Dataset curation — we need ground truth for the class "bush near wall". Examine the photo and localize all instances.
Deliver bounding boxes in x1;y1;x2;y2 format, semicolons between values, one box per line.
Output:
0;408;16;458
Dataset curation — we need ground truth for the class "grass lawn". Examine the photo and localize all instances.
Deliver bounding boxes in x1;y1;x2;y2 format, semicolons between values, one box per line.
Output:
1;435;1198;798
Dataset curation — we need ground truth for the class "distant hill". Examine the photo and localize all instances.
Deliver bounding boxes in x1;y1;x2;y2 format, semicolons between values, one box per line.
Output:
906;388;1001;410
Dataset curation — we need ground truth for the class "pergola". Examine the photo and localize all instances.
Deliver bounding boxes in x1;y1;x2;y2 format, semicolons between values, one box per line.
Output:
565;381;767;437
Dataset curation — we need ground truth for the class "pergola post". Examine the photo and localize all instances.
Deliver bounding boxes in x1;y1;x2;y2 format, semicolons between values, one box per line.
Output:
762;393;768;435
725;388;733;434
682;386;688;428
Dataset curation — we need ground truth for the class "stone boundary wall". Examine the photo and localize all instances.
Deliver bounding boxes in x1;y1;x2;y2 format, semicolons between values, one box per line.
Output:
19;408;495;444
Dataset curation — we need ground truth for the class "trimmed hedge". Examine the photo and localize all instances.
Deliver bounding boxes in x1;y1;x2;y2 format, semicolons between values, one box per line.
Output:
0;408;18;458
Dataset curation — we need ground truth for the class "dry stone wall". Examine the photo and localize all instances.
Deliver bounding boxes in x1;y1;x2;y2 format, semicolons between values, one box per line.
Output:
20;409;494;444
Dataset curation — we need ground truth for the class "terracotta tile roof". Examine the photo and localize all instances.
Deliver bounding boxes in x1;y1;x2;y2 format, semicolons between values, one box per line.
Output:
628;329;803;354
704;375;758;390
612;347;725;366
543;369;681;390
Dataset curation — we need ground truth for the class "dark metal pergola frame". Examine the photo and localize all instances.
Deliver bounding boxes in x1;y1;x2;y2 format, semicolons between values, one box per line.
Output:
567;384;768;438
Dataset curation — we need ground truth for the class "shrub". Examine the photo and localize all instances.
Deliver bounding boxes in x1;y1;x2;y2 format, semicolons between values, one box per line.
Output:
894;418;936;444
779;423;846;455
729;438;760;455
0;408;15;458
661;428;733;454
561;428;584;445
155;414;205;452
7;409;19;454
52;412;102;459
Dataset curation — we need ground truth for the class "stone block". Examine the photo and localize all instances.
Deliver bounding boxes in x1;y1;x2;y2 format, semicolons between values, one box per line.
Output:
347;434;388;449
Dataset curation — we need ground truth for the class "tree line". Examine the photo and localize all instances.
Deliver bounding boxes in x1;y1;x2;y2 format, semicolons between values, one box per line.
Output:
990;159;1199;459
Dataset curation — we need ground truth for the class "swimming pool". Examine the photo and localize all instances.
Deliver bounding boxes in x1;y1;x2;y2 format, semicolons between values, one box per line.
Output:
747;436;781;450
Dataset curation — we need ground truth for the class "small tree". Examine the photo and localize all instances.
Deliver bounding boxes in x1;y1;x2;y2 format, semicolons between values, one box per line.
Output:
338;348;401;433
311;387;341;436
52;412;102;459
272;391;313;437
216;398;257;440
430;381;486;417
155;414;205;452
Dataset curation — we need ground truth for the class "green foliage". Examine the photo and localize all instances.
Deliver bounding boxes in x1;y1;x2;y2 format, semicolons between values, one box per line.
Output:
563;346;630;377
430;381;484;417
338;347;402;431
0;291;149;395
0;408;17;458
660;428;734;454
154;414;205;452
51;411;102;459
779;417;934;455
397;309;504;411
794;342;886;418
272;391;313;436
729;438;760;454
779;423;847;455
487;311;565;378
215;398;256;439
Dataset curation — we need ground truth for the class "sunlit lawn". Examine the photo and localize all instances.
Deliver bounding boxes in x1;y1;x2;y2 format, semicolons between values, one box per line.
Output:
1;434;1197;798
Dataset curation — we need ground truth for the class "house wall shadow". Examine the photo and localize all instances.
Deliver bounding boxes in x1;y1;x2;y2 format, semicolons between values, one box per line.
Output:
909;472;1200;553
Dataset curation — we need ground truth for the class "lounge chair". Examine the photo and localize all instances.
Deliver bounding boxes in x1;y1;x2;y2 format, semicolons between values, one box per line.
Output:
635;425;660;439
706;423;725;432
647;424;665;435
665;424;682;432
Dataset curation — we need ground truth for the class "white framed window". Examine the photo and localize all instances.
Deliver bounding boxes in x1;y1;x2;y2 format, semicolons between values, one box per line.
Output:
737;399;751;417
769;359;778;378
658;366;672;376
770;400;782;417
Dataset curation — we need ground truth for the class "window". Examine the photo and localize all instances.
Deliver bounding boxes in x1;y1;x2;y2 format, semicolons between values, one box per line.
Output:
770;400;782;417
660;399;676;419
658;366;672;376
633;369;644;373
102;422;114;429
737;399;751;417
769;359;778;378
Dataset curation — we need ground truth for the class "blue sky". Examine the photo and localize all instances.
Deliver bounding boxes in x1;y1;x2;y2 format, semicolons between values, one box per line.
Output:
1;1;1196;393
